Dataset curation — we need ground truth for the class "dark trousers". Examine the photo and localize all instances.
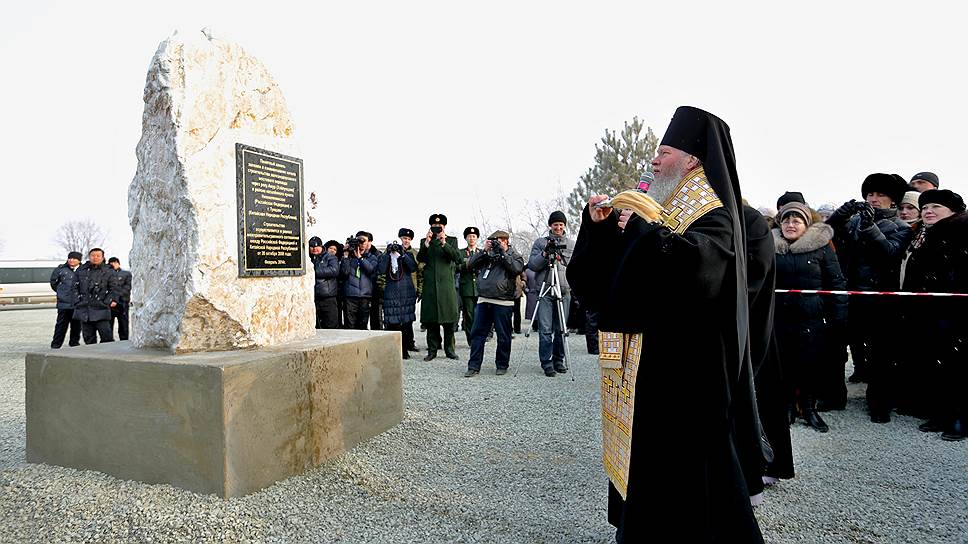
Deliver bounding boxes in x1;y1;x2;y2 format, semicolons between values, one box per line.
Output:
460;296;478;344
426;322;457;356
345;297;371;330
315;297;340;329
369;295;383;330
536;293;569;370
468;303;513;371
385;321;415;356
512;297;522;334
111;303;129;341
82;319;114;344
51;309;81;348
401;322;415;352
854;298;898;416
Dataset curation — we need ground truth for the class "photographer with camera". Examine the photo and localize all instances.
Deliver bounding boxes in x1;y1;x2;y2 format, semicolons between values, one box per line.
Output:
378;235;419;359
339;234;380;330
527;211;574;377
355;230;384;330
417;213;463;361
463;230;526;377
826;173;913;423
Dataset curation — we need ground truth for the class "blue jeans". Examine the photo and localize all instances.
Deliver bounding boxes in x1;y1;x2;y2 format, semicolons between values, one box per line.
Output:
536;292;569;370
468;303;513;371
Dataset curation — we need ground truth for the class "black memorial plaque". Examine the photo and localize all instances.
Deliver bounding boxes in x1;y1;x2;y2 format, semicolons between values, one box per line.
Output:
236;143;305;277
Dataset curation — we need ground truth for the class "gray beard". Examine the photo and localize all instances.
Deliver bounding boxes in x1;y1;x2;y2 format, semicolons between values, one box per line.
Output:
649;164;686;205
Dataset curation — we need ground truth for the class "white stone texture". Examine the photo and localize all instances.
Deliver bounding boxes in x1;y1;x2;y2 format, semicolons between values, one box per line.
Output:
128;30;314;353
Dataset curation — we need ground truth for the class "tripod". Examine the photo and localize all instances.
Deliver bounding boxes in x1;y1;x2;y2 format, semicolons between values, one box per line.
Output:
525;253;571;371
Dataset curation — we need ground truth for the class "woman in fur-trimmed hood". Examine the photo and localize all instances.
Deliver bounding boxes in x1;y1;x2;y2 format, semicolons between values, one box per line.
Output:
773;202;848;433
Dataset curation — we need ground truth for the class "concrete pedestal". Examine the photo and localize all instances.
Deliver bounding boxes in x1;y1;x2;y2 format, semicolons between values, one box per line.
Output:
25;330;403;498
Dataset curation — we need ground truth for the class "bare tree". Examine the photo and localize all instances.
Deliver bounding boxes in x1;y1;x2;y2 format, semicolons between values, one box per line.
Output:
473;183;574;258
52;219;108;258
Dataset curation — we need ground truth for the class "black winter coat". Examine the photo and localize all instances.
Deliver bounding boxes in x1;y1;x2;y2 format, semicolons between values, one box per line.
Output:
378;252;418;324
826;207;912;291
311;252;339;299
467;245;526;301
113;268;132;304
773;223;847;334
49;263;77;310
73;261;120;322
903;213;968;296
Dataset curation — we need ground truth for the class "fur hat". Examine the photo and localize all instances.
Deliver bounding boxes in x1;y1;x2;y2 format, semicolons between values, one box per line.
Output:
398;228;415;239
776;191;806;209
429;214;447;226
777;202;813;227
861;173;907;205
67;251;83;261
919;189;966;214
308;236;323;247
463;226;480;239
547;211;567;226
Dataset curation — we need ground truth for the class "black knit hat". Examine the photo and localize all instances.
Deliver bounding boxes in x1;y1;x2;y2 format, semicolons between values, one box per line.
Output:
308;236;323;247
548;210;567;226
463;226;480;239
776;191;806;209
398;228;415;239
919;189;966;213
429;213;447;226
861;173;907;205
910;172;940;188
67;251;82;261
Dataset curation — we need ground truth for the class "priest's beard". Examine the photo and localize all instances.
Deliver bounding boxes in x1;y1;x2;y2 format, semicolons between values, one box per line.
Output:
649;160;690;205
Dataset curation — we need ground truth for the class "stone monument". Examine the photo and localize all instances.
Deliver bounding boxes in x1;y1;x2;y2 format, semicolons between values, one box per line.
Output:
128;28;314;353
25;30;404;498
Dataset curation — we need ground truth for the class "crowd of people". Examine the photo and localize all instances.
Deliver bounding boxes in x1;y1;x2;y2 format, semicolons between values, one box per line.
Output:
307;213;574;378
42;108;965;541
49;248;131;347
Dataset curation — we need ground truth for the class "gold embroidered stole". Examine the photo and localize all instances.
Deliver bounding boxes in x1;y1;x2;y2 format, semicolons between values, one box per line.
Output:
597;166;722;499
659;166;723;234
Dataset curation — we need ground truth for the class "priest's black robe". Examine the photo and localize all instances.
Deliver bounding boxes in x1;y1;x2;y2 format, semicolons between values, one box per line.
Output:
568;206;764;543
744;205;794;480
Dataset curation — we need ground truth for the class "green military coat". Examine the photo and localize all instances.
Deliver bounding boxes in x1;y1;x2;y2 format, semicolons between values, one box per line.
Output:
458;247;482;297
417;235;462;323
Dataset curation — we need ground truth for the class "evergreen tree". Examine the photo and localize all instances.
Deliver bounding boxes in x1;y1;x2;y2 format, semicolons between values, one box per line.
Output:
566;117;657;224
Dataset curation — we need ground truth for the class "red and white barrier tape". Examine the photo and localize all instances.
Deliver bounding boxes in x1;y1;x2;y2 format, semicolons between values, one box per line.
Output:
775;289;968;297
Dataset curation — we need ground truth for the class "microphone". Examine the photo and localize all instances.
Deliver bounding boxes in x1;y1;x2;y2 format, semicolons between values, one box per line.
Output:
593;170;654;208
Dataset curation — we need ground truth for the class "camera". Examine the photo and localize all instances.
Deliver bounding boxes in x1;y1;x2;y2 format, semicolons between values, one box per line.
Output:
545;239;567;253
386;240;403;254
345;235;363;252
430;226;443;235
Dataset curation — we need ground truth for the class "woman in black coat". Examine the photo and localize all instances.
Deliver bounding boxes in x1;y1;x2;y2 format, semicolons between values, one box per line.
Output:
901;189;968;442
773;203;847;432
378;242;418;359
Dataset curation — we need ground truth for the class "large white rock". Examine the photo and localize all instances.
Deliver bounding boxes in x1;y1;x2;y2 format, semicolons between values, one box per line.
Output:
128;30;315;353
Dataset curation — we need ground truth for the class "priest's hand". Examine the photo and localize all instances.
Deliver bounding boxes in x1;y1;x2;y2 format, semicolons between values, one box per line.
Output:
588;195;612;222
617;209;635;231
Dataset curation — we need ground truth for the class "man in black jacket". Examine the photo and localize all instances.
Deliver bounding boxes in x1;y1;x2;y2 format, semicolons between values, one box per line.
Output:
826;173;912;422
49;251;82;348
108;257;132;340
463;230;525;377
73;248;121;344
309;236;340;329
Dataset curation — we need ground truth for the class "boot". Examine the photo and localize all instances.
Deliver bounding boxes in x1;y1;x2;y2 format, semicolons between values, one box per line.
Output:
787;404;798;425
941;419;966;442
802;397;829;433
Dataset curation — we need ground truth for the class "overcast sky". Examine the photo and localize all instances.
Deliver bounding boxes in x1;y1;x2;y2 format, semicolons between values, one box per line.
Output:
1;0;965;261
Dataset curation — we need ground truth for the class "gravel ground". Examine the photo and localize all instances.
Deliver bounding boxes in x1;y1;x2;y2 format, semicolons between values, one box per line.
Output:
0;308;965;543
